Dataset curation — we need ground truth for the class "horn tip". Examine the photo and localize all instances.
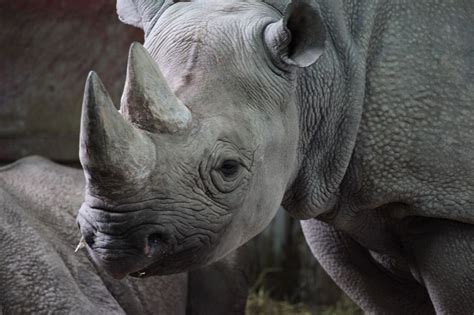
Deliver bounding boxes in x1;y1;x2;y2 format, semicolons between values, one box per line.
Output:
129;41;147;57
128;42;150;66
86;70;99;83
83;70;116;114
85;71;105;92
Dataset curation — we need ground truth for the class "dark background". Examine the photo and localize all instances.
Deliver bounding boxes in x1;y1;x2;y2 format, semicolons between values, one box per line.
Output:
0;0;142;162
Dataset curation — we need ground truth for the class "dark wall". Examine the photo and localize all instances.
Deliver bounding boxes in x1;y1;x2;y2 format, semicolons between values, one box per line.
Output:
0;0;143;162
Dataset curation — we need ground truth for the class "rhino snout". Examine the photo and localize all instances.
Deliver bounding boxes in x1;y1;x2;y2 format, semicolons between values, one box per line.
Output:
77;209;170;279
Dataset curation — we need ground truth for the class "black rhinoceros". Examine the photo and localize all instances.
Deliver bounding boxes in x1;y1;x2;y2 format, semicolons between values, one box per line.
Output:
0;157;254;314
75;0;473;314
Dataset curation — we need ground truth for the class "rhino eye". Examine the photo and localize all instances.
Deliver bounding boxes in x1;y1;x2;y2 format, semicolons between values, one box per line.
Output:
219;160;240;178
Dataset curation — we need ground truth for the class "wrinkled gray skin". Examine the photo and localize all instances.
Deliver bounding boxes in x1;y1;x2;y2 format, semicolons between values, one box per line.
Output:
77;0;473;314
0;157;185;314
0;157;254;314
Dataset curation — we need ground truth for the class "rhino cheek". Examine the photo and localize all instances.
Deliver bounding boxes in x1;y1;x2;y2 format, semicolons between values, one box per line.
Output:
209;157;289;258
238;123;299;241
142;211;235;274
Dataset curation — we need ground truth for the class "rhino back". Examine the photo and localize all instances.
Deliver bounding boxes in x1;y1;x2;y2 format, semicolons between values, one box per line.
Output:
347;0;474;223
0;157;187;314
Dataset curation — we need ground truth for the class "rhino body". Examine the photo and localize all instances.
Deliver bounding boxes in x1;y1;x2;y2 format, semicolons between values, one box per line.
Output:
0;157;187;314
72;0;473;314
0;157;252;314
293;1;474;313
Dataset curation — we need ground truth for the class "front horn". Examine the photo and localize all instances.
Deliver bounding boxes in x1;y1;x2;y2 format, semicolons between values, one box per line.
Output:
121;42;192;134
79;72;155;194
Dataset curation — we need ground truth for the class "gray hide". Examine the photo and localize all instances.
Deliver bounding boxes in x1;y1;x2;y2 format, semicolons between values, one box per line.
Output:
0;157;254;314
77;0;473;314
0;157;186;314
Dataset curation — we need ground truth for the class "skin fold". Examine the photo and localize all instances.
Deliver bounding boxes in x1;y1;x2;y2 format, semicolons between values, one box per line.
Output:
0;157;186;314
109;0;473;313
0;157;254;314
5;0;466;314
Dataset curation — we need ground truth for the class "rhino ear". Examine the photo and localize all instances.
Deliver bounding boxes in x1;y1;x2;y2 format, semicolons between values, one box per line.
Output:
117;0;189;31
264;0;326;68
117;0;162;29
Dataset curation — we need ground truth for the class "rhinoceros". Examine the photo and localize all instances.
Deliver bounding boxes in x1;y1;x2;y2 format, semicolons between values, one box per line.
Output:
0;157;254;314
76;0;473;314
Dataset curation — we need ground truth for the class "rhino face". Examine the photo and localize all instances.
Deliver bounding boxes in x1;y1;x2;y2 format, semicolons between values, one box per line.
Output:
77;0;324;278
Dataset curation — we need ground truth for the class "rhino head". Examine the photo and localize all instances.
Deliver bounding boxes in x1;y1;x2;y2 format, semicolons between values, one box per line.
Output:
77;0;325;279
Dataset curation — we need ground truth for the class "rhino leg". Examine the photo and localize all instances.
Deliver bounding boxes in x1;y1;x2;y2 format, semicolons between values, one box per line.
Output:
186;242;257;315
301;219;435;315
401;218;474;314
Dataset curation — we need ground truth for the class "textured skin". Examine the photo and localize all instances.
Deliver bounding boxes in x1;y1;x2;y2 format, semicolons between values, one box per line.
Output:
79;1;300;280
79;0;473;313
288;1;474;313
0;157;187;314
301;220;435;314
0;157;253;314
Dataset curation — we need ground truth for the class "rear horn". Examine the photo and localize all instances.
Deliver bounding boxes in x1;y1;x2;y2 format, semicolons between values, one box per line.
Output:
121;42;192;134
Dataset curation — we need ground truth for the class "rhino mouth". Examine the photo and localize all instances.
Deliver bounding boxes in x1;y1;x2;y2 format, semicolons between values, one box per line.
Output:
128;258;170;278
78;205;217;278
86;234;204;279
127;247;208;278
129;266;156;278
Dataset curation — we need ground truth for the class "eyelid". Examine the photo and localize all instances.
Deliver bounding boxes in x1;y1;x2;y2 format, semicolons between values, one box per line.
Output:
209;139;253;174
216;157;249;172
220;160;240;168
212;149;241;168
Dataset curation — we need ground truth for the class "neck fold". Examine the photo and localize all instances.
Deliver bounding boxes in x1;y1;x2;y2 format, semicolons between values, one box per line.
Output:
282;0;368;219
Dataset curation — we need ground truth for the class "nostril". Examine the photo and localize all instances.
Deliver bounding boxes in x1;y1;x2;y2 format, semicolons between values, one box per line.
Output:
147;233;162;248
145;233;164;257
84;234;95;247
